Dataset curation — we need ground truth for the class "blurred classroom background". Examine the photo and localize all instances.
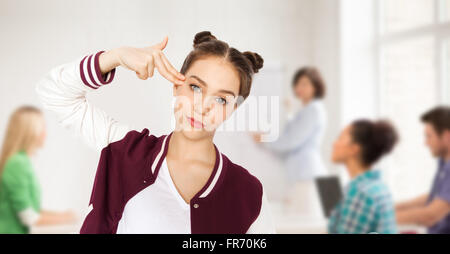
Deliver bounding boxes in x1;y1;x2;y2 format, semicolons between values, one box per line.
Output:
0;0;449;233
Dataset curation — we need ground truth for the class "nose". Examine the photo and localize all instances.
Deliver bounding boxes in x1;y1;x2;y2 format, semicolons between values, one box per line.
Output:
193;95;213;117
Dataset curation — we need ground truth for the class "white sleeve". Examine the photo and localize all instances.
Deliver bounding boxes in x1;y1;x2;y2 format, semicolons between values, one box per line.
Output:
246;189;277;234
35;51;131;152
18;207;40;227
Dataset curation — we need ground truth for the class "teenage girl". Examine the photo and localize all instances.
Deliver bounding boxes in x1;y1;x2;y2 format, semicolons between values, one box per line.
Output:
36;31;275;234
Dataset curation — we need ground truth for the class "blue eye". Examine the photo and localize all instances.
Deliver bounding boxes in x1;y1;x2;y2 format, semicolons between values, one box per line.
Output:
190;84;202;93
216;97;228;105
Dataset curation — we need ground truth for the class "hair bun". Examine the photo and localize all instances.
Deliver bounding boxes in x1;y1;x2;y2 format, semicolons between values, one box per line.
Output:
193;31;217;48
243;51;264;73
372;120;399;155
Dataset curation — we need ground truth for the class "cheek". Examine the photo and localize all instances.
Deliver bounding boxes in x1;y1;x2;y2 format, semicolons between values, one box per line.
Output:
36;128;46;147
305;84;315;96
428;136;438;149
173;97;193;127
208;104;234;127
333;139;349;158
295;86;303;97
174;91;195;111
332;142;342;157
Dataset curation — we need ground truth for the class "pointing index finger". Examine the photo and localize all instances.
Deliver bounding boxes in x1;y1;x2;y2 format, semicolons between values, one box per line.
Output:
160;52;185;81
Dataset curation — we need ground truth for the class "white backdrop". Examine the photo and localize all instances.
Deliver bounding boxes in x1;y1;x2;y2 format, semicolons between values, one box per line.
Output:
0;0;341;216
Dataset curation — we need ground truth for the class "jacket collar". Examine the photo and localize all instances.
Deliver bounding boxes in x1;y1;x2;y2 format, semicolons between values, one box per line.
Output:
149;131;225;199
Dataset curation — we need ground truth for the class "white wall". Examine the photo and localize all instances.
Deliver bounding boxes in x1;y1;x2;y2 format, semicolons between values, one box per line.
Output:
339;0;378;124
310;0;341;175
0;0;322;213
337;0;378;184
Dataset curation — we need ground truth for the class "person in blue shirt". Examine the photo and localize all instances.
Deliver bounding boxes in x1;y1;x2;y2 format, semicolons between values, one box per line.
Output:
328;119;399;234
253;67;327;181
252;67;327;214
396;106;450;234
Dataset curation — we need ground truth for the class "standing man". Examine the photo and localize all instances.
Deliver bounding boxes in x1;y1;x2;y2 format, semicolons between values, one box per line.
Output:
396;106;450;233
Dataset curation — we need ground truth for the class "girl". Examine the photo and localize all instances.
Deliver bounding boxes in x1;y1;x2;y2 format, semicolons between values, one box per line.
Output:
36;31;275;234
329;119;399;234
0;106;76;234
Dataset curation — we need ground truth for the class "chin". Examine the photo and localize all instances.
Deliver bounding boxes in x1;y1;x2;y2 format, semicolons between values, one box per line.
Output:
331;155;343;164
180;128;213;140
429;149;440;158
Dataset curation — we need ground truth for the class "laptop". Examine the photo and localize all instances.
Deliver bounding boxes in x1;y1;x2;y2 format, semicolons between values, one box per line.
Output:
315;176;343;218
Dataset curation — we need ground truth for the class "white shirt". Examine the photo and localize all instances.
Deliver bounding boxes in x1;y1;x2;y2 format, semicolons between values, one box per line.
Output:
116;157;275;233
117;158;191;233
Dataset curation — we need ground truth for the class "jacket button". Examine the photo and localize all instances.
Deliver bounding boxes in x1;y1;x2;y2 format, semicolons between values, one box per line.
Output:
143;180;147;184
193;204;199;208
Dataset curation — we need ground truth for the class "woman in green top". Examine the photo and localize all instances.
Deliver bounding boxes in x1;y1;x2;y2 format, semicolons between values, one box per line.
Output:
0;106;76;233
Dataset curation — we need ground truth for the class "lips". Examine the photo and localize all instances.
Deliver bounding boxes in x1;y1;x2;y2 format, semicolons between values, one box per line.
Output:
187;116;204;129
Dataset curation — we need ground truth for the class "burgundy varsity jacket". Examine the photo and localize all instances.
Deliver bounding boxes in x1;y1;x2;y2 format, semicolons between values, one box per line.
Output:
80;129;264;233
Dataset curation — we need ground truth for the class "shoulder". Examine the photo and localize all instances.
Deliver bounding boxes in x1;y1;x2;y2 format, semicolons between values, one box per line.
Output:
2;152;32;183
221;154;263;197
298;100;326;120
3;152;31;173
309;100;327;119
106;128;159;155
95;128;166;178
357;179;392;204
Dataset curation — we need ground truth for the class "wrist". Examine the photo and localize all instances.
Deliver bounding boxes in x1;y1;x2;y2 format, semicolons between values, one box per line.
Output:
99;49;121;74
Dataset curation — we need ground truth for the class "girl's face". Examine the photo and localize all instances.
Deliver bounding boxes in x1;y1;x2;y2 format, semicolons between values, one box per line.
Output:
36;118;47;149
331;125;360;164
294;76;315;104
27;114;47;155
173;56;240;140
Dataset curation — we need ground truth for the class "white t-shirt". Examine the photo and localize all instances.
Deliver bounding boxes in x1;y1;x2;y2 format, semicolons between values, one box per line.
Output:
116;157;275;233
116;158;191;233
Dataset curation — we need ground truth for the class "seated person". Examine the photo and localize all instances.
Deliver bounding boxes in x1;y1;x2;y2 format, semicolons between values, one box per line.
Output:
396;106;450;234
328;119;399;234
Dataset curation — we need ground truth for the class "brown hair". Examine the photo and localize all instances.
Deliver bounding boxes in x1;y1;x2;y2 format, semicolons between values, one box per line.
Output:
350;119;399;167
292;67;326;99
421;106;450;135
180;31;264;105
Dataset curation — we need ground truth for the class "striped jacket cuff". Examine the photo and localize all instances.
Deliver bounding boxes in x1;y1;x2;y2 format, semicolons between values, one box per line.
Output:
79;51;116;89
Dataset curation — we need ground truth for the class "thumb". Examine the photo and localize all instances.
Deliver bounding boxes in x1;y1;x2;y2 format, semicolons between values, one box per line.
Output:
155;36;168;50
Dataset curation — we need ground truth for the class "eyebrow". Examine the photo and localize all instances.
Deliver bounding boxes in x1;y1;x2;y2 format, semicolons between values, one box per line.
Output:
189;75;236;98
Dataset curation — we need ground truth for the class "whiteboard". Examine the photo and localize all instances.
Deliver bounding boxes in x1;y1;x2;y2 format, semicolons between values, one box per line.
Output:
214;61;288;200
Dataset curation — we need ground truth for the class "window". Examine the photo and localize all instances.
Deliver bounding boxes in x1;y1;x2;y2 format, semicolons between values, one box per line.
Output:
381;0;434;33
440;0;450;21
378;0;450;201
